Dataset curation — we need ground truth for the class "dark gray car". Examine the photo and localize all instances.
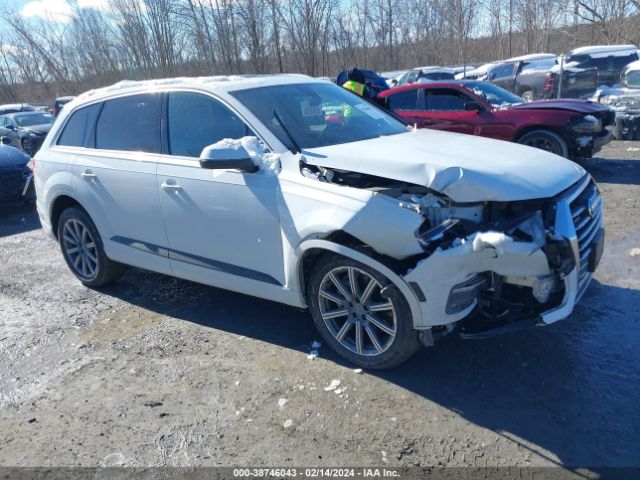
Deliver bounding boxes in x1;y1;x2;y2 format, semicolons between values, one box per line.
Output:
0;111;53;156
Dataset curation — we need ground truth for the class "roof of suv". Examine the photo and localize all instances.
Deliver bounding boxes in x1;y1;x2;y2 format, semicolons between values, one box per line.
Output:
75;74;315;104
566;44;638;57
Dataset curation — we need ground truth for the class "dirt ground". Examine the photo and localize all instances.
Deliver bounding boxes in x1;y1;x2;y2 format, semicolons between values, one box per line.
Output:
1;141;639;474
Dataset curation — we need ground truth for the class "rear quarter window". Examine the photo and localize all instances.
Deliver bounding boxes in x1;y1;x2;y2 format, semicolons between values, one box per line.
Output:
57;103;101;147
95;93;161;153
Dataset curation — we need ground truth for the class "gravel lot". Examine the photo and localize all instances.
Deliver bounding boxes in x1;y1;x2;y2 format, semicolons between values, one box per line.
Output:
1;141;639;474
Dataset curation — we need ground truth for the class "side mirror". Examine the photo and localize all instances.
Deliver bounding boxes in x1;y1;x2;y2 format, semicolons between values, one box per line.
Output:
1;136;11;145
199;143;259;173
465;101;484;112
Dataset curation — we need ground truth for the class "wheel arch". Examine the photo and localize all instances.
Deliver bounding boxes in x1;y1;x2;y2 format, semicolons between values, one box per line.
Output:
49;194;88;240
295;238;423;327
514;124;565;142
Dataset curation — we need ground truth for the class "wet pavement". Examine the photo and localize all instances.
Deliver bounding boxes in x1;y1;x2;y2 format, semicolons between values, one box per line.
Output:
0;141;639;474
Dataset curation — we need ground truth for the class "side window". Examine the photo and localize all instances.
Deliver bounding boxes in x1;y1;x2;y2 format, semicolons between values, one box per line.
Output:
167;92;248;158
520;59;555;74
57;103;101;147
386;90;419;110
95;93;161;153
425;89;470;111
491;63;516;80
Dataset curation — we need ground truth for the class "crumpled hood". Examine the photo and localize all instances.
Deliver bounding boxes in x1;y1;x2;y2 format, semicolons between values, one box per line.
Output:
302;129;586;202
20;124;51;135
510;99;610;114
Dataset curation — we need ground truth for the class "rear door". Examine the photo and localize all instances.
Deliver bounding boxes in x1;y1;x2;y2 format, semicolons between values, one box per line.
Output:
384;88;423;125
70;93;171;274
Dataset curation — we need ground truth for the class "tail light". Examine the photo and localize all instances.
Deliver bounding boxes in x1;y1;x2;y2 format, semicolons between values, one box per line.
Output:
543;73;555;91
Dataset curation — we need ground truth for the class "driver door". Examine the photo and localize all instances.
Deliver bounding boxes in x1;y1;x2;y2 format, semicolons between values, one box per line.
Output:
157;91;285;289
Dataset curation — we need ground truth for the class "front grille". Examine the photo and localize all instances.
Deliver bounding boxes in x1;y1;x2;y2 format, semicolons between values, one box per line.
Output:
569;181;602;294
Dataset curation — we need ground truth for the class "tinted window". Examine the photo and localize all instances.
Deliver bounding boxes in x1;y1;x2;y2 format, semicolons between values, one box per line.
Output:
520;58;556;73
96;93;161;153
425;89;471;111
420;72;455;80
490;63;516;79
387;90;419;110
167;92;247;157
57;103;101;147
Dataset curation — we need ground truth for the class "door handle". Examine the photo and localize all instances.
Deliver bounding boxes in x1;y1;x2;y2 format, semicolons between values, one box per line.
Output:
81;169;96;179
161;181;182;192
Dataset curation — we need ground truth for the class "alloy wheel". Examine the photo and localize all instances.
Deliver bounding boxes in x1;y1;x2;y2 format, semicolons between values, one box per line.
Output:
62;218;98;279
521;136;562;155
318;266;397;356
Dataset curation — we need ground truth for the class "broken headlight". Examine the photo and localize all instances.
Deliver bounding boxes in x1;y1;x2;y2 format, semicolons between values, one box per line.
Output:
569;114;602;133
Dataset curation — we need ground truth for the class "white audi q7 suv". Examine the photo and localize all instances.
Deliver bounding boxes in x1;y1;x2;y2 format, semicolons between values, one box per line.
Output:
34;75;604;368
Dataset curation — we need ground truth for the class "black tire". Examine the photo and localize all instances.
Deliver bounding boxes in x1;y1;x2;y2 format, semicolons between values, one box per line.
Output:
520;90;535;102
57;207;126;287
517;129;569;158
307;253;421;369
21;138;34;156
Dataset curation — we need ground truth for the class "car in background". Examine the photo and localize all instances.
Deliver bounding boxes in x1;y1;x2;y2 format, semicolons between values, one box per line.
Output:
456;62;495;80
380;70;407;88
542;45;639;100
380;80;614;160
0;103;36;116
0;111;54;156
397;67;456;85
484;53;557;101
0;137;34;204
593;60;640;140
54;96;75;117
0;121;23;150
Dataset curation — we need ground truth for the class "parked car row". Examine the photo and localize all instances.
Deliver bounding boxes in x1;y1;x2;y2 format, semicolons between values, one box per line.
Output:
387;44;639;103
0;96;74;157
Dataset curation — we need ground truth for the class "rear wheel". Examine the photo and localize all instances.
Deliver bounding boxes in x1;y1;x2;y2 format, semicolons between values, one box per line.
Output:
517;129;569;158
57;207;126;287
307;253;421;369
520;90;535;102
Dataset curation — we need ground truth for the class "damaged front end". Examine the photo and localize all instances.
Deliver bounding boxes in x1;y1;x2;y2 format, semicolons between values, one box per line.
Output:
372;174;603;341
299;153;603;343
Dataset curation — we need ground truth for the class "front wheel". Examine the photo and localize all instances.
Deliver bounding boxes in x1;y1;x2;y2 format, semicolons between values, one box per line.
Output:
57;207;126;287
517;129;569;158
307;254;421;369
21;138;34;156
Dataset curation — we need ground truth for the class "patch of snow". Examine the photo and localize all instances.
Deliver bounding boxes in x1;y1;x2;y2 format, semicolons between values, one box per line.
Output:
311;340;321;349
353;368;363;374
324;379;341;391
628;147;640;152
277;398;288;409
307;350;319;360
472;231;514;255
206;136;281;174
101;452;125;467
283;419;293;428
629;248;640;257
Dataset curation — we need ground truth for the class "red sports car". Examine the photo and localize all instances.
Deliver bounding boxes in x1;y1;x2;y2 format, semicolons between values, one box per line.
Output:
379;80;614;160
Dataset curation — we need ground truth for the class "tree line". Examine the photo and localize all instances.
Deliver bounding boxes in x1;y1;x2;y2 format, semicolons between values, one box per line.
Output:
0;0;639;103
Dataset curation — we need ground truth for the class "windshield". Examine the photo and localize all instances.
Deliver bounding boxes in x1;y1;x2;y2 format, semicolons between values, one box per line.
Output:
14;112;53;127
467;82;524;107
626;71;640;88
231;82;407;150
